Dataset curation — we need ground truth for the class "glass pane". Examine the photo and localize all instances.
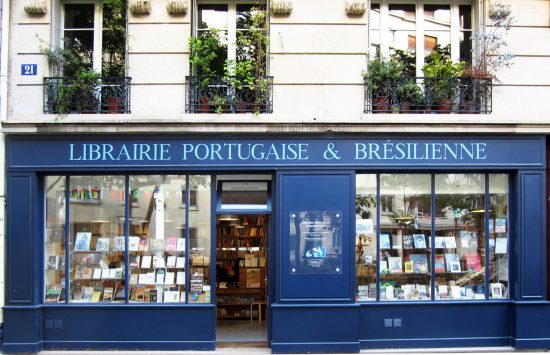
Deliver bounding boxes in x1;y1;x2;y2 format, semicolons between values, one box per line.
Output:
64;4;94;29
389;4;416;30
379;174;432;301
356;174;378;301
44;176;66;303
189;175;212;303
198;4;228;30
220;181;268;210
424;5;450;27
460;5;472;30
489;174;509;299
128;175;187;303
102;0;127;77
69;176;125;303
434;174;486;300
423;31;451;56
63;31;94;75
460;30;472;64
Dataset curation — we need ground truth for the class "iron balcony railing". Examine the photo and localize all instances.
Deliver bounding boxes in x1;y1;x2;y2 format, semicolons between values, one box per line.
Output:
364;76;492;114
186;76;273;113
43;76;132;114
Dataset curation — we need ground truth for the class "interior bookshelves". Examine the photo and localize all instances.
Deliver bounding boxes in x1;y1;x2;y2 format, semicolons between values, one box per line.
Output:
216;214;267;320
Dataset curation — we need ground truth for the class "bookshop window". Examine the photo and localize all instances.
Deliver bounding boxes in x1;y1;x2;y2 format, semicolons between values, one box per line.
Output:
128;175;187;303
44;174;212;304
355;174;378;301
380;174;432;301
69;175;126;303
354;172;510;302
370;1;473;76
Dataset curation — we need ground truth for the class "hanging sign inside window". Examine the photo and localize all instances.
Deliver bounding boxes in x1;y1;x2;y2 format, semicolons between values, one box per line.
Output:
289;211;342;274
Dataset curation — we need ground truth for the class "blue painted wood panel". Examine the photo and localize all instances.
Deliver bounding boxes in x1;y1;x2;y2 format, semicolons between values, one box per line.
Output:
518;171;546;299
277;171;354;302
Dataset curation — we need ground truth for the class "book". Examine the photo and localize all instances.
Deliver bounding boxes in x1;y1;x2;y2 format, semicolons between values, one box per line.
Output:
450;285;462;299
92;268;102;279
434;236;445;249
82;267;93;279
165;271;175;285
438;285;448;299
102;287;113;301
73;285;83;300
129;236;140;251
83;286;94;301
412;234;426;248
495;218;507;233
149;239;165;252
434;254;446;273
445;253;460;272
380;233;391;249
95;237;110;252
91;289;102;302
74;232;92;251
141;255;152;268
109;268;117;279
155;269;166;284
247;268;261;288
368;283;376;299
444;236;457;248
47;255;59;270
167;255;176;267
402;235;414;249
357;285;369;300
145;272;155;285
176;271;185;285
409;254;428;273
166;236;177;251
460;231;478;249
495;237;508;254
129;254;140;268
153;256;166;268
164;290;179;303
388;256;402;273
44;285;62;303
176;256;185;268
465;253;482;272
392;235;402;249
112;236;125;251
404;261;414;273
150;289;158;303
139;237;149;251
129;274;138;285
380;260;389;274
177;238;186;251
101;268;110;279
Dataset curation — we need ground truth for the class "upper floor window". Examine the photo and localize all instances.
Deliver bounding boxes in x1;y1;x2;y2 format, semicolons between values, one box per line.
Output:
370;1;473;77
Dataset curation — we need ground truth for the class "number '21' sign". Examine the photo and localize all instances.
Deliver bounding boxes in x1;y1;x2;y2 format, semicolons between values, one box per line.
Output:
21;64;38;76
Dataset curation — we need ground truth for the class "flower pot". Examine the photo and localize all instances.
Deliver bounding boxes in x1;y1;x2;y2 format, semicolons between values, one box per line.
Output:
462;100;478;114
107;97;123;113
436;99;453;114
373;96;390;113
198;97;210;113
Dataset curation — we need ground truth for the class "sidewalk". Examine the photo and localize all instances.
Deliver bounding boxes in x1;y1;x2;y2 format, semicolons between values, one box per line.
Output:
33;346;549;355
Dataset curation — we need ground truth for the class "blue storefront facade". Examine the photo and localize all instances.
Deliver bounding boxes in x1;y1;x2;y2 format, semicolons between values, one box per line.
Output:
3;134;550;353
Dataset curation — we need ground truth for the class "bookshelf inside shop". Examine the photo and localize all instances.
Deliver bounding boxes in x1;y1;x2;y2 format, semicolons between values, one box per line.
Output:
216;214;267;320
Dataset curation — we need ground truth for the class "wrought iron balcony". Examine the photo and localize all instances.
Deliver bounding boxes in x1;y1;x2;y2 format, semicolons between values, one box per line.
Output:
43;76;131;114
364;77;492;114
186;76;273;113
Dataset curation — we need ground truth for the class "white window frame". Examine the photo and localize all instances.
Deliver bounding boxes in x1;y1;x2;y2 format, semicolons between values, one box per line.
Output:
61;0;103;73
193;0;267;72
370;0;479;77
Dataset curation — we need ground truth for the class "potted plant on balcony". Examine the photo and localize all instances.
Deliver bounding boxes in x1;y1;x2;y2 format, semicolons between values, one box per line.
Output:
397;81;424;113
189;29;224;112
363;54;404;113
422;51;465;113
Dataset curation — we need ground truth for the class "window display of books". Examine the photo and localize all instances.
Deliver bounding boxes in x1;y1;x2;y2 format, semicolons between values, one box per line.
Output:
434;230;485;300
379;231;431;302
129;235;186;303
69;231;126;303
355;218;377;301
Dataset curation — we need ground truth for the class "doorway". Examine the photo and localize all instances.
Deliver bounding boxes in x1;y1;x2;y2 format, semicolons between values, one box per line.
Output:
215;213;269;343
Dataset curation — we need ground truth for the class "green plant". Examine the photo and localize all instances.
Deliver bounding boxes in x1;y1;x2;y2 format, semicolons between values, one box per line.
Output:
189;29;224;87
422;51;465;102
101;0;127;77
210;95;227;114
56;69;101;114
397;82;423;103
363;54;404;98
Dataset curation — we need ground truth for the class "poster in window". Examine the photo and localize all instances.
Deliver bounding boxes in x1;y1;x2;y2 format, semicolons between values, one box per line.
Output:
289;211;342;274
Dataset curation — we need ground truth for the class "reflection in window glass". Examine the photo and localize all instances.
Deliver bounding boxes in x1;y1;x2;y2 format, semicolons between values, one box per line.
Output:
356;174;378;301
388;4;416;64
69;176;125;303
197;4;229;76
188;176;212;303
434;174;485;300
459;5;473;63
44;176;66;303
489;174;509;299
379;174;432;301
129;175;187;303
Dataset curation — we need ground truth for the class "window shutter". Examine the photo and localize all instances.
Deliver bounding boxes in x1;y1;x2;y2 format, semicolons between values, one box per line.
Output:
50;0;62;74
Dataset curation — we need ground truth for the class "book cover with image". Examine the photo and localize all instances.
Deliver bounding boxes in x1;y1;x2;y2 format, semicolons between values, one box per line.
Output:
412;234;427;249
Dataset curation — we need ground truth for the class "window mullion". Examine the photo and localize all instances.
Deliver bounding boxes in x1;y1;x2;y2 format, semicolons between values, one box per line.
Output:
93;3;103;73
379;0;389;57
415;1;424;77
227;2;237;65
450;1;460;62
